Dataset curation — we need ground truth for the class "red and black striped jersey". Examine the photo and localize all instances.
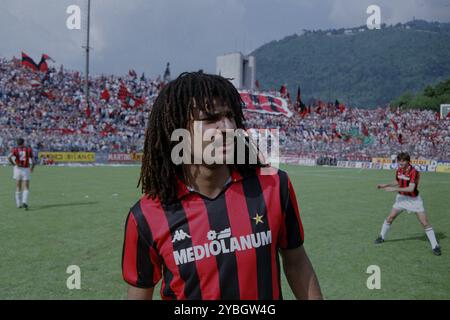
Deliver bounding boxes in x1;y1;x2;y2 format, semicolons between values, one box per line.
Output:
11;146;33;168
122;168;304;300
396;164;419;197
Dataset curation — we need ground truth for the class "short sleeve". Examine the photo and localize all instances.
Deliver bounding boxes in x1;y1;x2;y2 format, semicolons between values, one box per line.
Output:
122;207;162;288
277;171;304;250
410;170;419;184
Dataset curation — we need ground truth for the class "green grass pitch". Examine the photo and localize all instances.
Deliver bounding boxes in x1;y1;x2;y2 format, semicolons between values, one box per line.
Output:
0;165;449;299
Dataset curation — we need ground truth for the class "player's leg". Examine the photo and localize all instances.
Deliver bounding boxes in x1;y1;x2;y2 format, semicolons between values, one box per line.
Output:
22;179;30;210
415;212;441;256
15;179;23;208
375;208;402;243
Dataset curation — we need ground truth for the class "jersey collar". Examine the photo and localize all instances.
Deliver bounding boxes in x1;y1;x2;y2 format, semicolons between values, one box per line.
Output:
176;167;244;200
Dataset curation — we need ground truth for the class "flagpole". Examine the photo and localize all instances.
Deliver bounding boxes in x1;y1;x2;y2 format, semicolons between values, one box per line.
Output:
84;0;91;110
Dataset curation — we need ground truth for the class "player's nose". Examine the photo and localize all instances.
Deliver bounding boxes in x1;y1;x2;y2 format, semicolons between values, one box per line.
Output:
217;116;235;131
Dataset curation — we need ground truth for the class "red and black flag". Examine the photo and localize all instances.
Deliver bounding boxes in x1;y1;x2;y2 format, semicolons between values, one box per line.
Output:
279;84;287;97
38;54;54;72
21;52;53;72
316;100;324;115
296;86;307;113
295;86;301;109
390;118;398;131
118;82;145;108
41;89;55;100
100;88;111;101
361;123;369;137
118;82;130;105
129;69;137;78
85;105;91;119
21;52;39;71
240;91;292;117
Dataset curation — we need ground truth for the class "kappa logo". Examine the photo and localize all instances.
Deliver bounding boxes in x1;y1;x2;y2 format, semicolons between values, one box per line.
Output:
172;229;191;243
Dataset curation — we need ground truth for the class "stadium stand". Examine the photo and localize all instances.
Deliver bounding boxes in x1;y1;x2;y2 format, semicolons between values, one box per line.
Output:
0;56;449;162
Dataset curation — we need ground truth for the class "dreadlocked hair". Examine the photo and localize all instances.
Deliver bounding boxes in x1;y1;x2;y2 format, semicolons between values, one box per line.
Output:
139;71;265;204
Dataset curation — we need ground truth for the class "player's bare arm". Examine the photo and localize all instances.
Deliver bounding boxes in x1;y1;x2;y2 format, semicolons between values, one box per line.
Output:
377;181;398;189
280;246;323;300
127;286;154;300
7;153;15;166
385;183;415;193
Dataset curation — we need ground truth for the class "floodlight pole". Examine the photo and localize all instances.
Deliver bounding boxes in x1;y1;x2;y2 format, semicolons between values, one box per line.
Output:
84;0;91;108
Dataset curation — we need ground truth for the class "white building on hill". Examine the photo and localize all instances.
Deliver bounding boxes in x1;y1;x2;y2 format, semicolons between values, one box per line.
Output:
216;52;256;90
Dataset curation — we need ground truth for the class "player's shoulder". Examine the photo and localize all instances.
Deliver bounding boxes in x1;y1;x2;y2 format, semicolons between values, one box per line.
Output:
254;167;291;186
409;166;419;175
129;194;163;219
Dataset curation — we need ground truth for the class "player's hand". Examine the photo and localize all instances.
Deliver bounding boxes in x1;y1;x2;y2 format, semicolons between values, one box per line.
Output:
384;187;396;192
377;184;387;189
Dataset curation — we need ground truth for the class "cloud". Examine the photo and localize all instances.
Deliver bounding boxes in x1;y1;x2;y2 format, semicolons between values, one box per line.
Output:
328;0;450;28
1;0;449;78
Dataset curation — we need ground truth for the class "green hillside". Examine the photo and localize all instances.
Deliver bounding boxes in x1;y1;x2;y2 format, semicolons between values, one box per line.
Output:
392;78;450;111
253;20;450;108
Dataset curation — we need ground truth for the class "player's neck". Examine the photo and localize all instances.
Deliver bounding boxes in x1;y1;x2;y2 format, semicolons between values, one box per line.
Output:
182;164;231;199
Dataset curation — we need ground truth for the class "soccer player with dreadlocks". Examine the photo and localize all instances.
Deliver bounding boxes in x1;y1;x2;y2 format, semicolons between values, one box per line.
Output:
121;72;322;300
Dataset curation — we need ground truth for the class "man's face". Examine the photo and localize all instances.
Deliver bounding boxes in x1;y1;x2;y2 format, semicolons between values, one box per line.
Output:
398;159;408;169
190;102;238;165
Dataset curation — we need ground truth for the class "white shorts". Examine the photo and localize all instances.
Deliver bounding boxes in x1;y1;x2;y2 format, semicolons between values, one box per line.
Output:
13;166;31;181
393;194;425;213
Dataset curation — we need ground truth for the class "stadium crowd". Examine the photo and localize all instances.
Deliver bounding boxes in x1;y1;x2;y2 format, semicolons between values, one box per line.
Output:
1;56;449;161
245;105;449;161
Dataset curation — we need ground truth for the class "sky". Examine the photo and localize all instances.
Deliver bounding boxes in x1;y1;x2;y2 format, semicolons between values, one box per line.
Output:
1;0;450;79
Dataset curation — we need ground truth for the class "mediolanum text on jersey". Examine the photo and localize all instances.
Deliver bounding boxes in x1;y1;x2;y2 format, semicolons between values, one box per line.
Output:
173;230;272;265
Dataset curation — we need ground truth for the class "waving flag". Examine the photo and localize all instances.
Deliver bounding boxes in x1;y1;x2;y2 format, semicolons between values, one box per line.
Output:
239;91;292;117
100;88;111;101
361;123;369;136
21;52;39;71
390;118;398;131
279;84;287;97
295;86;301;109
118;82;145;108
21;52;53;72
38;54;54;72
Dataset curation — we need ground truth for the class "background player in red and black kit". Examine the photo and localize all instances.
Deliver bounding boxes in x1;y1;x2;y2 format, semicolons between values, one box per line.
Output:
8;138;35;210
375;152;441;256
121;72;323;300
